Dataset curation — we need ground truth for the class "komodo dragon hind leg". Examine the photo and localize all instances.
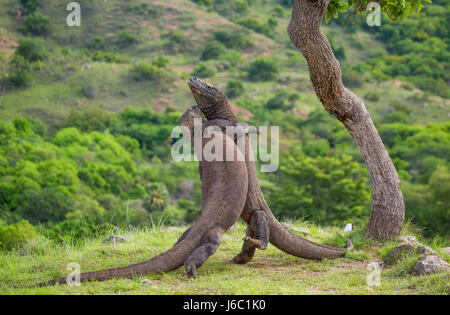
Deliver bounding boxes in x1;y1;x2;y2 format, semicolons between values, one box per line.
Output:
232;210;269;264
248;210;269;250
232;225;256;264
184;227;222;277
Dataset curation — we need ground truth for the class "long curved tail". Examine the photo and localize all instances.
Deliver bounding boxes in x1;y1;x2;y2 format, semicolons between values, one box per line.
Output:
27;223;207;288
268;218;346;260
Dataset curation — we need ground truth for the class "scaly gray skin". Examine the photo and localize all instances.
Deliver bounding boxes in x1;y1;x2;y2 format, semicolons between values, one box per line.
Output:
188;77;347;263
22;106;248;287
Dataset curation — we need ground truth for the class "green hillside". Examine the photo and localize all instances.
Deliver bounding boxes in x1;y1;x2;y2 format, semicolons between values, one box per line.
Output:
0;0;448;258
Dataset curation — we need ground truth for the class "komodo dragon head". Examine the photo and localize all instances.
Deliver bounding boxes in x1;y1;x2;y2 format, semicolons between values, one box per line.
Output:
188;77;238;123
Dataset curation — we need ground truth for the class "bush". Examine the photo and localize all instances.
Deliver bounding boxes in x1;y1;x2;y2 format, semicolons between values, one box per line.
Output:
201;41;226;60
21;12;51;36
130;63;166;81
87;37;106;51
0;220;37;250
8;55;32;87
20;0;38;15
91;51;126;63
116;31;138;48
15;38;48;62
225;80;244;98
18;188;75;224
238;17;275;37
192;64;216;78
152;56;169;68
248;57;279;81
265;91;294;111
68;109;113;132
214;31;253;50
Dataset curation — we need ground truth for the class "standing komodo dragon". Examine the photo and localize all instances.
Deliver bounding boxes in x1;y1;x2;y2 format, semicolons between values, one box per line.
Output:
25;106;249;287
188;77;347;264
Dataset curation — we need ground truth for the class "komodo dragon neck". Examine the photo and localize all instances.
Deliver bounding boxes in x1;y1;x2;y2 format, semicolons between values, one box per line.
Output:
188;77;238;123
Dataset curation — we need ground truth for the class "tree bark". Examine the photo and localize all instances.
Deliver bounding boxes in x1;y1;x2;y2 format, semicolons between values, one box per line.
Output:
288;0;405;238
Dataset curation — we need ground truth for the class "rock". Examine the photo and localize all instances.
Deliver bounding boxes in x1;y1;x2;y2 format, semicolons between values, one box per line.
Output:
141;279;152;285
164;227;178;232
398;235;417;243
344;223;352;233
102;236;129;244
384;235;437;265
415;255;450;275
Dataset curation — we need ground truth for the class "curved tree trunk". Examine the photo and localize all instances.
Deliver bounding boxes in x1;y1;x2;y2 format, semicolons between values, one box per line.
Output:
287;0;405;238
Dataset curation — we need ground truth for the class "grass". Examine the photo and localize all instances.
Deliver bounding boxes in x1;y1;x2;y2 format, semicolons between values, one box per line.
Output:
0;220;448;295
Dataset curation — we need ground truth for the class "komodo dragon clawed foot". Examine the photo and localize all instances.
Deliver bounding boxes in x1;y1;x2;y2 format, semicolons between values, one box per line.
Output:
184;227;222;278
232;210;269;264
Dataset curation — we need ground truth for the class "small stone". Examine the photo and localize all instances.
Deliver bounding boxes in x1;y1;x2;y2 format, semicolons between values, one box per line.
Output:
344;223;352;233
398;235;417;243
102;236;129;244
141;279;152;285
415;255;450;275
384;236;437;265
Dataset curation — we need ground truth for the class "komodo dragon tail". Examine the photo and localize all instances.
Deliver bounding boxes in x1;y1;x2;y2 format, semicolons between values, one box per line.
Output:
21;222;208;288
268;218;346;259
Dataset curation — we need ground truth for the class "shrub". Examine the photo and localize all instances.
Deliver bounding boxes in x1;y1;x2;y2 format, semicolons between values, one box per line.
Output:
238;17;275;37
265;91;294;111
20;0;38;15
214;31;253;49
201;41;226;60
272;5;285;17
91;51;126;63
130;63;166;81
192;64;216;78
0;220;38;250
166;30;186;53
8;55;32;87
152;56;169;68
67;109;113;132
87;37;106;51
225;80;245;98
116;31;138;48
15;38;48;62
17;188;75;224
21;12;51;36
248;57;279;81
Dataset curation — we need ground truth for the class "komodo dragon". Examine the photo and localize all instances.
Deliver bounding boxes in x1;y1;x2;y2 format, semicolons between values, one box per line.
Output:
24;106;249;287
188;77;347;263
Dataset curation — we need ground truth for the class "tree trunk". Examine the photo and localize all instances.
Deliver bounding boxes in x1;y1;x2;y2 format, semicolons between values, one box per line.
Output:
287;0;405;238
